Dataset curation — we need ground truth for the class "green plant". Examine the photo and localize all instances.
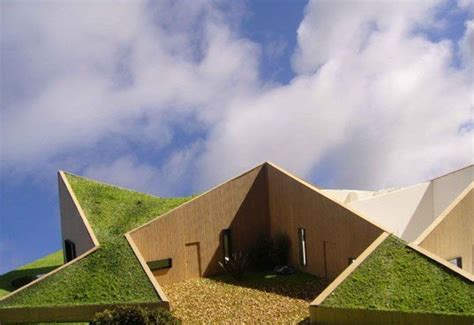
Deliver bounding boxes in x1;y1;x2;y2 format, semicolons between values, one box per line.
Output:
91;305;180;325
218;251;249;281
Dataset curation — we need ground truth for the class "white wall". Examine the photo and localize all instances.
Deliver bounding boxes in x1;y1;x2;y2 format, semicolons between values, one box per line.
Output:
349;182;432;240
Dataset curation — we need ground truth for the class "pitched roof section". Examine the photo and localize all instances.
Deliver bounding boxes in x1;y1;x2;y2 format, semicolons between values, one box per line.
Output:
317;235;474;315
0;173;189;311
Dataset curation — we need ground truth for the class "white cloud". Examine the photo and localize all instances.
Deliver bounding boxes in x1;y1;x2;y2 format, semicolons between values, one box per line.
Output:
197;0;473;189
1;0;472;196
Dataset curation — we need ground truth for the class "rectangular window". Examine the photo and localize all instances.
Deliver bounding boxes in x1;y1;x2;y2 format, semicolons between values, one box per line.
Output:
223;229;232;261
64;239;76;262
448;257;462;268
298;228;307;266
147;258;172;271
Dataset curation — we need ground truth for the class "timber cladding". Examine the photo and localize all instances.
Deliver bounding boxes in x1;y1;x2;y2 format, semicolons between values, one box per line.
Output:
309;306;474;325
129;165;270;284
130;162;385;285
266;164;384;279
418;186;473;273
0;302;167;323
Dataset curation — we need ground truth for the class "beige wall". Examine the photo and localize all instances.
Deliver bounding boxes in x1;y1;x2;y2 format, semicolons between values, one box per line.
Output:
130;163;384;284
310;306;474;325
419;188;473;273
266;165;383;279
0;302;166;323
432;165;474;217
130;166;269;284
58;172;95;261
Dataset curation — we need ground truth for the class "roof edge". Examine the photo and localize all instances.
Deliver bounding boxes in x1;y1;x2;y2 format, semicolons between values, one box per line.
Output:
124;234;170;305
59;171;100;247
127;162;266;234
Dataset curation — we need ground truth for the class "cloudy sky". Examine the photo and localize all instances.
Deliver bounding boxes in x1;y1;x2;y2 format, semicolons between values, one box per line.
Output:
0;0;472;274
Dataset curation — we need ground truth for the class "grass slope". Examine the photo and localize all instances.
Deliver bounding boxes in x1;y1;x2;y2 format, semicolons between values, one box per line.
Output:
0;174;189;307
0;251;63;297
322;236;474;315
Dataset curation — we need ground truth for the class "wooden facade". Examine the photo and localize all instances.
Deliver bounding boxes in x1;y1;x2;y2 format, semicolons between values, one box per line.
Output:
130;165;270;284
266;164;384;279
130;163;384;284
417;185;473;273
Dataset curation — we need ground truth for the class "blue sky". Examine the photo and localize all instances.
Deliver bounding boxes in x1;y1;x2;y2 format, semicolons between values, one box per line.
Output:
0;0;472;274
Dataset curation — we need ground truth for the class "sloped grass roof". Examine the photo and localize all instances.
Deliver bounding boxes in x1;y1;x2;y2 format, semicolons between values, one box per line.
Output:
321;236;474;315
0;174;189;307
0;250;63;298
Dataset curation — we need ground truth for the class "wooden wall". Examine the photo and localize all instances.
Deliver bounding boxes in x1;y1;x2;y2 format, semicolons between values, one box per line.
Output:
419;187;473;273
310;306;473;325
58;172;96;261
130;166;269;284
0;302;167;323
266;164;383;279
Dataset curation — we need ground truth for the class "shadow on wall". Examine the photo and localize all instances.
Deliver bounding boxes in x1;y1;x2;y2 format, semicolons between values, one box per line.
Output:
202;167;270;277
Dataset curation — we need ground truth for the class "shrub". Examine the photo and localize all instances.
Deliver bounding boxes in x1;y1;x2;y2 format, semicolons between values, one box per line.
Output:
11;275;36;289
91;305;180;325
218;251;249;281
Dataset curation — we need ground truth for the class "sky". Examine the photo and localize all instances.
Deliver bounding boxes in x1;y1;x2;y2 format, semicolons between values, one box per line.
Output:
0;0;472;275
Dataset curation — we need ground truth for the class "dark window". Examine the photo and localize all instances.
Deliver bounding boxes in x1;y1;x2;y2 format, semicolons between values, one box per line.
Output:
348;257;356;265
64;239;76;262
449;257;462;268
147;258;172;271
223;229;232;261
298;228;307;266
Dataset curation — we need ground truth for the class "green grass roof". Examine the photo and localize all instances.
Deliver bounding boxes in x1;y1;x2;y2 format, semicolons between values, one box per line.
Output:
0;250;63;298
0;174;189;308
321;236;474;315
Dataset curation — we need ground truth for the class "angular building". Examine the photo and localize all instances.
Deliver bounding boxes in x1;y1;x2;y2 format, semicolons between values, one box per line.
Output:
0;162;472;324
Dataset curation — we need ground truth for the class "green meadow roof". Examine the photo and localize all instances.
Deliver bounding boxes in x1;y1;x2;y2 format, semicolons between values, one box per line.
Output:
321;235;474;315
0;250;63;298
0;174;189;307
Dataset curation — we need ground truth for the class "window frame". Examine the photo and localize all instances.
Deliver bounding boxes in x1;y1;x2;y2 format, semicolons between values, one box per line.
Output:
223;229;232;262
64;239;76;262
298;228;307;267
147;258;173;271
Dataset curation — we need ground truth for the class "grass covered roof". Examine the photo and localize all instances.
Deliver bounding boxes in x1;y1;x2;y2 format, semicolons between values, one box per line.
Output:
0;173;189;307
321;235;474;315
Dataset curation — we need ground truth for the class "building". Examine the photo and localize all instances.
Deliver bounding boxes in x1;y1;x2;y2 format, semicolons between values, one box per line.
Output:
0;162;472;324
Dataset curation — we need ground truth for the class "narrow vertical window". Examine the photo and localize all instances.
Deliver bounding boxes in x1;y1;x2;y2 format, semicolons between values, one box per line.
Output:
223;229;232;261
298;228;307;266
64;239;76;262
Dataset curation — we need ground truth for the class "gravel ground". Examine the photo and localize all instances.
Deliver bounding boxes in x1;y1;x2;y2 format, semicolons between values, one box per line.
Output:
161;272;329;324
